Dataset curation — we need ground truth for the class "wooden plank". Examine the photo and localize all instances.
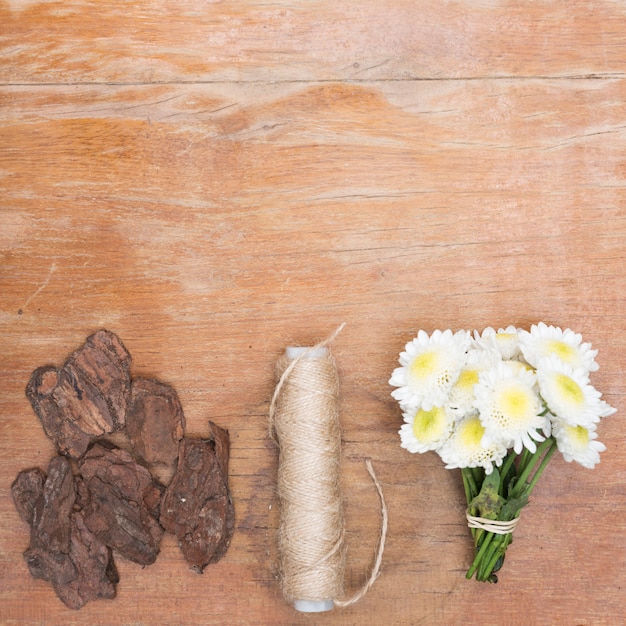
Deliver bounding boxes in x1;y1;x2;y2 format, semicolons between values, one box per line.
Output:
2;78;626;195
2;1;626;83
1;75;625;624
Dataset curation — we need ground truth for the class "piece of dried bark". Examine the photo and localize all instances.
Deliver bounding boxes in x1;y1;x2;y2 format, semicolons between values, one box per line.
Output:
67;329;132;429
26;366;94;460
25;330;132;459
160;422;235;573
11;467;46;526
17;329;235;608
23;456;77;586
78;443;164;566
125;377;185;476
13;456;119;609
53;512;119;610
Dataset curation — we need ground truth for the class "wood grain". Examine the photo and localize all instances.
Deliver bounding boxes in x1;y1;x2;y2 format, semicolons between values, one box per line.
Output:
2;1;626;82
1;1;625;624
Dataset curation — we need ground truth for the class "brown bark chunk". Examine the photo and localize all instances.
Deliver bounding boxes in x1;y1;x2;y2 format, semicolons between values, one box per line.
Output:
24;456;77;585
12;455;121;610
67;329;132;428
11;467;46;526
16;329;234;607
78;443;164;566
25;366;94;460
126;377;185;473
25;330;132;459
160;422;235;573
53;512;119;610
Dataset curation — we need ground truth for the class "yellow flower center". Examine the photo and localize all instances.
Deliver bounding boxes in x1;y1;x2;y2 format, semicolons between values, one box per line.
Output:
412;406;447;443
505;360;531;375
497;332;517;341
555;374;585;407
496;382;535;424
496;332;517;349
565;424;589;449
456;368;479;390
459;415;484;448
410;350;438;380
545;339;577;363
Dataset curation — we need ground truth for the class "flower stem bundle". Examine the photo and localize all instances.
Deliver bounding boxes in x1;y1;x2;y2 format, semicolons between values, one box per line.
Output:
390;323;615;582
463;437;557;582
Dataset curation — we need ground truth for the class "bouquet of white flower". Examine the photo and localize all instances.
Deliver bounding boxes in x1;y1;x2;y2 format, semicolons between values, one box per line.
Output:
390;323;616;582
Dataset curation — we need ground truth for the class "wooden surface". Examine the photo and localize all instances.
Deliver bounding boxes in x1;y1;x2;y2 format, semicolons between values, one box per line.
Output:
1;1;625;624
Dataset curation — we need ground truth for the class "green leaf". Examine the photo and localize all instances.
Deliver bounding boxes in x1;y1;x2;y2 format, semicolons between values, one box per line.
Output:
469;468;505;520
500;495;529;521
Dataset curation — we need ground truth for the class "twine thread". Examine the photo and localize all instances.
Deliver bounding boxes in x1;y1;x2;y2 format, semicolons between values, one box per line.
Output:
466;511;520;535
333;458;387;608
269;325;386;611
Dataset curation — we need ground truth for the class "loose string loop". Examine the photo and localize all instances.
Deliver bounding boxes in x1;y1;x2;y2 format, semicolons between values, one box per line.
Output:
334;459;387;608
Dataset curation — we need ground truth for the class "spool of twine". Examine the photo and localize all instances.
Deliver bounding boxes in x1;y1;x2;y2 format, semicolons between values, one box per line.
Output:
269;325;387;613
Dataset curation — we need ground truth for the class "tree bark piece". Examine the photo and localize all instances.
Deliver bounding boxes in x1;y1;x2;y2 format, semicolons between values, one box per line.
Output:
11;467;47;526
11;456;120;609
160;422;235;573
66;329;132;430
126;377;185;477
25;330;132;459
78;443;164;566
25;366;94;460
53;512;119;610
23;456;77;585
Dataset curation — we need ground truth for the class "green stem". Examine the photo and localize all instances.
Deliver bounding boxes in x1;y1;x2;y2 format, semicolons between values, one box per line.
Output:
480;534;511;582
526;441;557;494
470;467;484;493
500;452;516;479
467;438;558;583
461;469;477;542
461;467;483;549
462;467;478;503
466;530;495;580
477;536;500;580
511;437;555;499
519;447;531;472
499;452;517;496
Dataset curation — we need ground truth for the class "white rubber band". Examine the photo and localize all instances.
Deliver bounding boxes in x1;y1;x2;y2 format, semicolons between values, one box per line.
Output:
466;511;519;535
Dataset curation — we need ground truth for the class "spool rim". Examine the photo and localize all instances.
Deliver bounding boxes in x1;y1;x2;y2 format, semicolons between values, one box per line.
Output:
293;599;335;613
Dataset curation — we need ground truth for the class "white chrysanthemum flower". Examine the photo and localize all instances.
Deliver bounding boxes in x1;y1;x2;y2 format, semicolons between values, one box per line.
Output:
536;356;606;426
551;416;606;469
447;348;500;418
474;362;546;454
598;399;617;419
399;405;455;453
503;359;534;375
390;329;471;411
438;413;508;475
519;322;599;373
474;325;522;360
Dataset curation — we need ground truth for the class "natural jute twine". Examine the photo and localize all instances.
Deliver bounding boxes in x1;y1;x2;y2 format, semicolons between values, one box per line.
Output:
269;325;387;613
466;511;520;535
